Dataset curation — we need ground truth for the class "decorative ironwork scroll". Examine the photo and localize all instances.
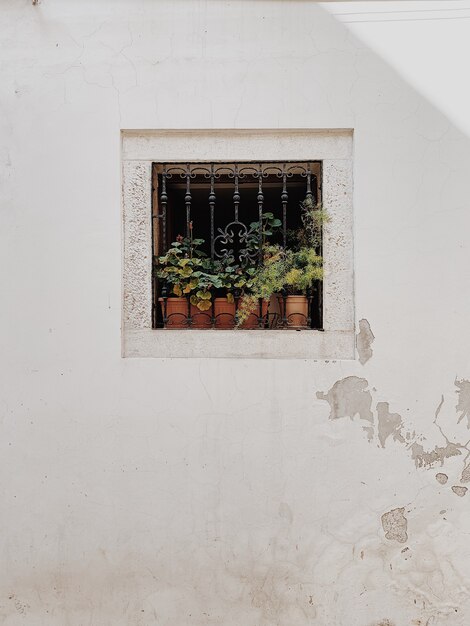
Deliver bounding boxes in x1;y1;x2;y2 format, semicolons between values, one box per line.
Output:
213;220;259;265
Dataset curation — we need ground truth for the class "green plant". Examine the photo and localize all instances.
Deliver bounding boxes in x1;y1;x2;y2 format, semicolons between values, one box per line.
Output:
248;212;282;246
155;231;219;311
284;247;323;293
287;197;328;252
211;260;256;303
235;212;283;262
235;245;288;325
235;199;328;326
156;203;322;322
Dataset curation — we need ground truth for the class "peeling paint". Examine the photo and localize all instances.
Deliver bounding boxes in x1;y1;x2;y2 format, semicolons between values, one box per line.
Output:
376;402;405;448
435;473;448;485
356;318;375;365
461;464;470;483
381;507;408;544
455;378;470;427
410;442;461;469
451;485;468;497
316;376;373;422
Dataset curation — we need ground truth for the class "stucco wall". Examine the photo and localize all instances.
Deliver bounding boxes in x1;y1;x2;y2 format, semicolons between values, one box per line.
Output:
1;1;470;625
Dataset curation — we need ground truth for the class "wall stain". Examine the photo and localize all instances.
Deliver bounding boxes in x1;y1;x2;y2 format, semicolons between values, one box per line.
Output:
356;318;375;365
317;377;470;566
318;382;470;484
461;464;470;483
455;378;470;427
381;507;408;544
316;376;373;423
377;402;405;448
410;442;461;469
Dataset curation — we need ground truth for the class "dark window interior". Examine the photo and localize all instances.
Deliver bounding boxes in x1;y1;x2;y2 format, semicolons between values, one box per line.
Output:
152;161;322;330
162;174;314;255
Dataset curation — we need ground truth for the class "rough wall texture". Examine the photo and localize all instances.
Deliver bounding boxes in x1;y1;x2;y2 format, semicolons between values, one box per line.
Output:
1;1;470;625
122;160;152;330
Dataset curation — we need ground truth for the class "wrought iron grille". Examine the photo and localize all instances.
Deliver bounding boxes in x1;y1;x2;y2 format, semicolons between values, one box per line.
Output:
152;161;323;330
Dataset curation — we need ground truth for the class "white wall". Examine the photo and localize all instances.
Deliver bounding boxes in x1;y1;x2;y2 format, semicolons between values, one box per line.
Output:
1;1;470;624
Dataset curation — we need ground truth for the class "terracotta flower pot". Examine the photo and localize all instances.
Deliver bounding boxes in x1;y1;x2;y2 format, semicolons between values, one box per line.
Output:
159;297;188;328
239;298;269;329
159;297;214;328
278;295;309;329
190;304;212;329
214;297;236;329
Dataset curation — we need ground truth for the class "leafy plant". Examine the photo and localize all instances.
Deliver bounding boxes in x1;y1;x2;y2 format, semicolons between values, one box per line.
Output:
284;247;323;293
210;260;257;303
287;197;328;252
233;212;283;262
155;231;219;311
235;199;327;326
235;245;288;325
156;202;325;323
248;212;282;246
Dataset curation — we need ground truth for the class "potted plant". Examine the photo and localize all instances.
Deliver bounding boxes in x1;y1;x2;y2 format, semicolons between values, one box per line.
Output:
279;246;323;327
280;197;327;327
235;245;288;327
211;260;264;328
211;212;281;328
155;231;218;328
236;200;327;329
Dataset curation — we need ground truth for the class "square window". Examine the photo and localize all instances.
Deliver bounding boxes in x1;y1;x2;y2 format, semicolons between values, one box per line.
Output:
152;161;323;331
122;130;354;359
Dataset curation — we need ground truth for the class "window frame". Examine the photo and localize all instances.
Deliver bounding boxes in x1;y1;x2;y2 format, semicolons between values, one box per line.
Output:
122;129;354;359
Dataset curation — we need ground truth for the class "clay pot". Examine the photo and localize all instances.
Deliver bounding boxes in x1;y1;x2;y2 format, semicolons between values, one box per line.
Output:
214;297;236;329
159;297;188;328
159;297;213;328
239;298;269;329
278;295;309;329
190;304;212;329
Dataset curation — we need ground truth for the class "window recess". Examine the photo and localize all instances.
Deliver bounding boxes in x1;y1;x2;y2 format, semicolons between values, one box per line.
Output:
152;161;323;330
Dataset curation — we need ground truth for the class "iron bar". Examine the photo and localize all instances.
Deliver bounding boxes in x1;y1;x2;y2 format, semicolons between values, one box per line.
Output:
257;165;264;263
151;165;158;327
161;283;168;328
160;167;168;253
211;291;216;328
312;279;323;330
281;167;288;249
281;288;288;329
234;288;241;326
257;298;264;329
233;165;240;222
306;287;313;328
185;164;192;238
186;294;192;328
305;163;313;206
209;164;216;261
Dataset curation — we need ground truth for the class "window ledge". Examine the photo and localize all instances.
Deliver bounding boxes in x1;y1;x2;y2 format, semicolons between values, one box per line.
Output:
123;328;355;360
